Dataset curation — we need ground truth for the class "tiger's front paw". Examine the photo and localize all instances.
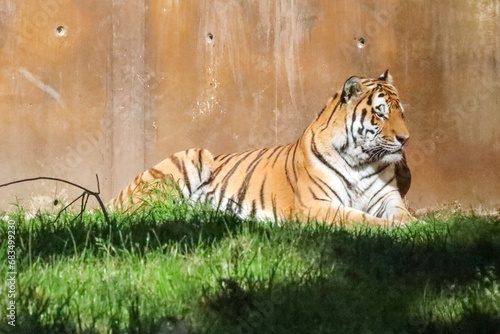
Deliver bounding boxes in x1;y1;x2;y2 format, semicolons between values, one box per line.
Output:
392;211;417;226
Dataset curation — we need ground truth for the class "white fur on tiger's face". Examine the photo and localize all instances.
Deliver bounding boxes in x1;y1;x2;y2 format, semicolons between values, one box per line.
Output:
329;73;409;166
109;71;415;227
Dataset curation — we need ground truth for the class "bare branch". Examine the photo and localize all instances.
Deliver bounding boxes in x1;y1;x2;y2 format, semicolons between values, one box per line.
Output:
0;175;110;225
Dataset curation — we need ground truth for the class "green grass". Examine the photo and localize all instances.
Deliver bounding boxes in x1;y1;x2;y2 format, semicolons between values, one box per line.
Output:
0;197;499;334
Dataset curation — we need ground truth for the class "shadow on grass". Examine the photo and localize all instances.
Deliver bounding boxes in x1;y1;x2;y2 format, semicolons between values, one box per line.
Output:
200;214;500;334
201;276;500;334
2;211;500;334
2;204;257;261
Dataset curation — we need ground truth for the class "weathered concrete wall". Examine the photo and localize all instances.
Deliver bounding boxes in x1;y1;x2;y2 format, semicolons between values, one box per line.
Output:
0;0;113;211
0;0;499;212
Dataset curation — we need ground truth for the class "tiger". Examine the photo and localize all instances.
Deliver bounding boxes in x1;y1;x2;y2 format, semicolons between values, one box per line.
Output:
109;71;415;226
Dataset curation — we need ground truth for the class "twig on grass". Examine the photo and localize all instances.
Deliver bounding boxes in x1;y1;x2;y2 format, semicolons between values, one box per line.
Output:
0;175;110;225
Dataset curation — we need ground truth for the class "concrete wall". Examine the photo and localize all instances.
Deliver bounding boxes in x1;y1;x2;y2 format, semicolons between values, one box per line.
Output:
1;0;499;212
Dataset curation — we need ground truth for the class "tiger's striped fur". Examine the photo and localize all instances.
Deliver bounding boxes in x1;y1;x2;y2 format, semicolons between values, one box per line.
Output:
109;71;414;226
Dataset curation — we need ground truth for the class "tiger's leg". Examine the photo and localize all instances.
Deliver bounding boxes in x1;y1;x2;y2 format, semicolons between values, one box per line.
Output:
296;202;395;227
108;148;214;211
390;205;416;224
366;192;415;224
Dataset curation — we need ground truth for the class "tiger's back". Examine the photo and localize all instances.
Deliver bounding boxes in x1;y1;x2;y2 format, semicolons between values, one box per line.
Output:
195;144;301;220
108;148;214;210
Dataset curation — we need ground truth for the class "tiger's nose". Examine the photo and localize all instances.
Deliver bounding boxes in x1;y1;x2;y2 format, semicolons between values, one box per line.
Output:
395;134;409;146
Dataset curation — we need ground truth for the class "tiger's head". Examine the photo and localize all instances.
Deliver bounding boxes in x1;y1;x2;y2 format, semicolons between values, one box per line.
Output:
338;71;409;165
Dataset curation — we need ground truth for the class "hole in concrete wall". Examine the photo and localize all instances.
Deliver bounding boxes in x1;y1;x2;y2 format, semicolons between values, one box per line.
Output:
206;32;214;43
357;37;366;49
56;25;67;37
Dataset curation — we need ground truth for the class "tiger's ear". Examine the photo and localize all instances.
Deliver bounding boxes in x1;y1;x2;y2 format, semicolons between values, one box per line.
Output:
378;69;393;83
341;76;363;103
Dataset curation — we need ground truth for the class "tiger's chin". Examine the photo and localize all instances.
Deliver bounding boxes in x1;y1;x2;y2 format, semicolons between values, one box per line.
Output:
378;150;405;164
